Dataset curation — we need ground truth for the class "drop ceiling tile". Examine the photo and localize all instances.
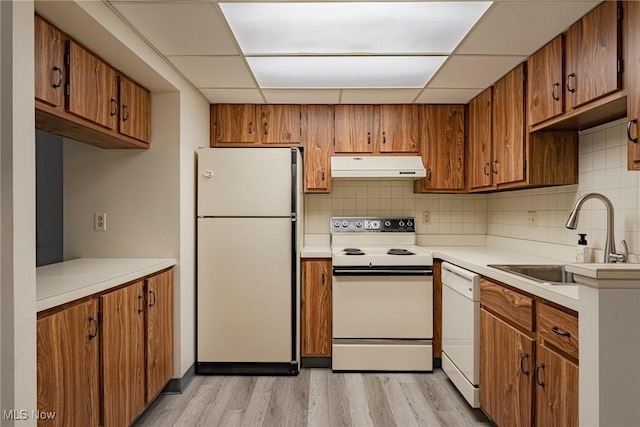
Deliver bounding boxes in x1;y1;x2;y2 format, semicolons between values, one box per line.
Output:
457;1;600;55
168;56;255;88
415;88;484;104
341;89;421;104
200;89;264;104
428;55;526;89
263;90;340;104
110;2;238;56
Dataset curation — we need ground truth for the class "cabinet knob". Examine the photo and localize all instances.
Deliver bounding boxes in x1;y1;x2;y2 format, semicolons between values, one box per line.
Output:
426;168;432;181
264;122;268;135
551;82;560;101
138;295;146;313
149;289;157;307
367;132;371;145
567;73;576;93
248;121;254;135
321;270;325;285
551;326;571;338
88;316;98;340
483;162;490;176
321;168;325;181
122;105;129;122
627;118;638;143
110;98;118;117
535;364;545;387
520;353;530;375
382;132;386;144
491;160;499;174
52;66;63;89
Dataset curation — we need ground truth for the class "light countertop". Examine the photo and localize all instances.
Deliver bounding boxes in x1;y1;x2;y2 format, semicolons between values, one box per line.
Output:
37;258;176;312
301;245;332;258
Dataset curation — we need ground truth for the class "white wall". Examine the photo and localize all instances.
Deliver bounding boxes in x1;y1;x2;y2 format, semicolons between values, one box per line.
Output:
1;0;37;424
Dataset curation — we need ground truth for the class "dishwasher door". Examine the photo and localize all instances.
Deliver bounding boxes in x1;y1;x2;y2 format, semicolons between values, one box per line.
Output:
441;262;480;407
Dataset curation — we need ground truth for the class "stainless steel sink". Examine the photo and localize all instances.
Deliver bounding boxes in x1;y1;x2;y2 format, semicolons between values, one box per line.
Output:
487;264;576;285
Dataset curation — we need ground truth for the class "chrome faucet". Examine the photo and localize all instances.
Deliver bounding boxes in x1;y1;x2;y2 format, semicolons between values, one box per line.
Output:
565;192;628;263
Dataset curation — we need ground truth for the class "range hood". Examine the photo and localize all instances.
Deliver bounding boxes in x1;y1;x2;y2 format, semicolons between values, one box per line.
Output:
331;156;426;180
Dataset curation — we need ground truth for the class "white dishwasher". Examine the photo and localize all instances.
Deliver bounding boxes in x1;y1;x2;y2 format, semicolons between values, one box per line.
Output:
441;262;481;408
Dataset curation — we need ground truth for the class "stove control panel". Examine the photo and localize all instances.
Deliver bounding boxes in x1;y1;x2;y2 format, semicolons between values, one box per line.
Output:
331;217;415;232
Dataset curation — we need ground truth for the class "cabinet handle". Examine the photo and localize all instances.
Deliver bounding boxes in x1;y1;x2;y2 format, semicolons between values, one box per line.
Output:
535;364;545;387
321;270;325;285
367;132;371;145
567;73;576;93
627;118;638;143
264;122;268;135
110;98;118;117
138;295;146;313
551;326;571;338
321;168;325;181
52;66;63;89
382;132;386;144
551;82;560;101
491;160;498;174
122;105;129;122
427;168;432;181
248;122;254;135
483;162;490;176
149;289;157;307
88;316;98;340
520;353;530;375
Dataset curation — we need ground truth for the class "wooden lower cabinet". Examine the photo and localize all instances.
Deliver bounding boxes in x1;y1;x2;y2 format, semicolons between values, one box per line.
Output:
480;308;534;427
146;269;174;403
301;259;332;357
37;298;100;427
535;345;579;427
101;280;146;427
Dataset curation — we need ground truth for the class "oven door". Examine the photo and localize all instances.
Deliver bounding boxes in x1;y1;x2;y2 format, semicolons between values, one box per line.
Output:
332;272;433;339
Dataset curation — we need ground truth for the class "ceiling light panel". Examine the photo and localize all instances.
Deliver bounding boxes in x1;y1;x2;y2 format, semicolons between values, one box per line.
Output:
247;56;447;88
220;2;492;55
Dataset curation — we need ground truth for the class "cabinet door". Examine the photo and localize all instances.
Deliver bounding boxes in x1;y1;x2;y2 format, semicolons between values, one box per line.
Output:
480;308;534;427
527;36;564;126
34;15;66;109
334;105;375;153
493;64;526;186
301;259;332;357
535;346;579;427
101;281;146;427
627;1;640;169
119;75;151;143
304;105;333;193
468;88;493;190
67;41;118;130
379;104;420;153
419;105;464;191
566;1;621;110
260;105;301;144
214;104;257;143
146;269;174;403
37;299;100;427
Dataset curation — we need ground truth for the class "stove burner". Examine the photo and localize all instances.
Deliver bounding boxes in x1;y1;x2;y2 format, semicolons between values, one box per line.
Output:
343;248;362;253
345;251;365;255
387;248;415;256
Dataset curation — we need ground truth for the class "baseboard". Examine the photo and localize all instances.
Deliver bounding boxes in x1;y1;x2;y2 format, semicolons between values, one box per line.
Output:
433;357;442;369
301;357;331;368
196;361;299;375
163;363;196;394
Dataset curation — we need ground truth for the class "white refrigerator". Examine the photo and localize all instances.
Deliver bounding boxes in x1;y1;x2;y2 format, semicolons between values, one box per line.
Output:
196;147;302;375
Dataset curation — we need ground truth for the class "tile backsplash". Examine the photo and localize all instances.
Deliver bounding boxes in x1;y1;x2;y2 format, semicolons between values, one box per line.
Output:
305;119;640;256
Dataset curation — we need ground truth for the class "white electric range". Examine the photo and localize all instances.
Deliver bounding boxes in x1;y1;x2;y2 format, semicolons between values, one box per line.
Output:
331;217;433;372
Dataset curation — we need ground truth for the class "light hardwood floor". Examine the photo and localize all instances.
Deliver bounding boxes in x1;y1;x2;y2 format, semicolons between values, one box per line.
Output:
134;368;490;427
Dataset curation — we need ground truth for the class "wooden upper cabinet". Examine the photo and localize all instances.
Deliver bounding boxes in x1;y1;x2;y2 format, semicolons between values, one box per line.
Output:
416;105;464;192
67;40;118;131
146;269;174;404
37;298;100;427
627;0;640;169
379;104;420;153
304;105;333;193
119;75;151;143
301;259;332;357
214;104;256;143
334;105;375;153
260;105;301;144
101;281;146;427
468;88;493;190
565;1;622;110
34;15;66;109
528;36;564;126
493;63;526;186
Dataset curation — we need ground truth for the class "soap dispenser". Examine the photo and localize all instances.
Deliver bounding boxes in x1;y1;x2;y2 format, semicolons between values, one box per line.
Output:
576;233;590;263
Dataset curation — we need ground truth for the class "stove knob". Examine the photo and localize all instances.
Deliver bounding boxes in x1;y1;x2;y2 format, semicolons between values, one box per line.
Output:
384;220;391;227
355;221;362;228
407;220;413;227
399;221;405;227
333;221;340;228
342;221;348;227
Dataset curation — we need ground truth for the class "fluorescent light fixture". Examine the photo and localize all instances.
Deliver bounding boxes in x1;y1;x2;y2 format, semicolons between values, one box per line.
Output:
220;2;492;55
246;56;447;89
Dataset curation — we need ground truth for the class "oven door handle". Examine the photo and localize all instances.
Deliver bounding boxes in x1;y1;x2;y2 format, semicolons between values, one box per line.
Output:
332;268;433;276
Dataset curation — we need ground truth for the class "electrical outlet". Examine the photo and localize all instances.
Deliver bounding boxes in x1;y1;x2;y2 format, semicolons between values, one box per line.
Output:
423;211;431;225
94;212;107;231
527;211;537;228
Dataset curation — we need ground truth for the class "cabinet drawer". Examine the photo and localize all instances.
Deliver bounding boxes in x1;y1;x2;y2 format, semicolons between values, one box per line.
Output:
480;278;534;331
537;303;579;359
